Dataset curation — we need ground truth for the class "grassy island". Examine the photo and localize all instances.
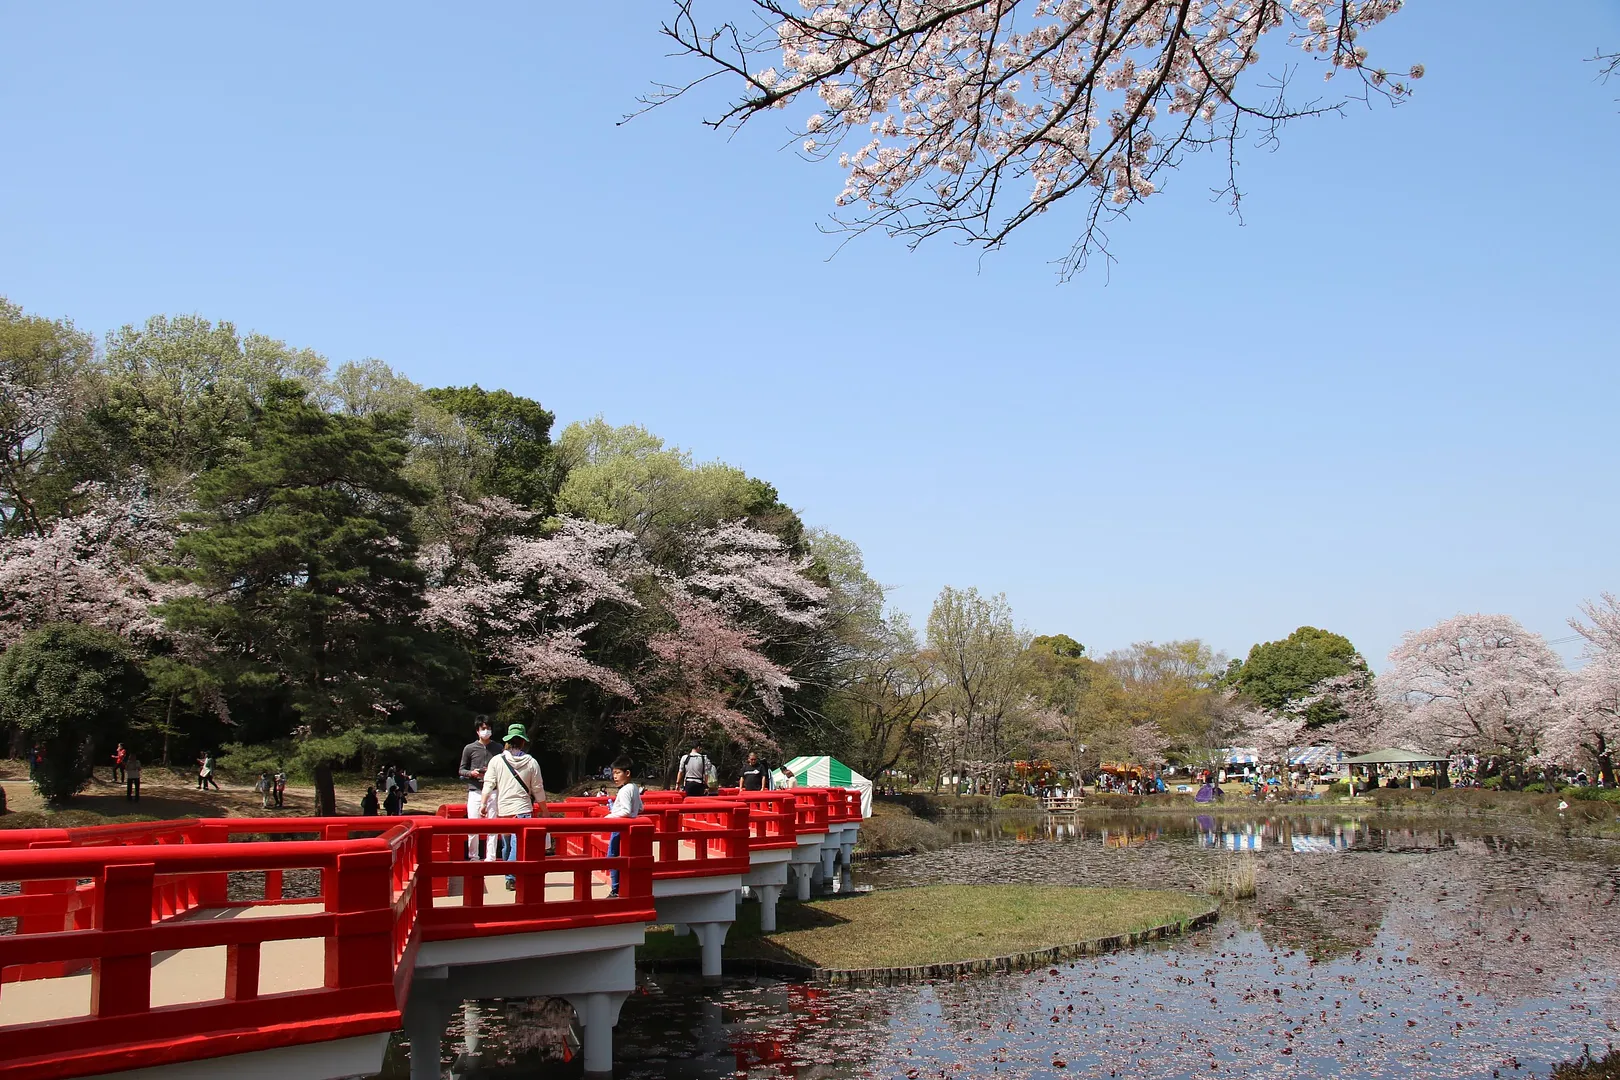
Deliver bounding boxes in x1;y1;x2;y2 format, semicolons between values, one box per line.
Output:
641;885;1215;981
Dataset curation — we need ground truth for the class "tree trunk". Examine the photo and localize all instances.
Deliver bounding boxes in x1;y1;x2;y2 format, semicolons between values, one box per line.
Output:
314;762;337;817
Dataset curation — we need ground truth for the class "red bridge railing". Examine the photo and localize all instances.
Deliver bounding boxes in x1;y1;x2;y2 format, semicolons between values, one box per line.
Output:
0;786;862;1080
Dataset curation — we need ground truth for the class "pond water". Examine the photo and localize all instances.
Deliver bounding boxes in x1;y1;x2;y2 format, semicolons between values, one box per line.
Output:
373;812;1620;1079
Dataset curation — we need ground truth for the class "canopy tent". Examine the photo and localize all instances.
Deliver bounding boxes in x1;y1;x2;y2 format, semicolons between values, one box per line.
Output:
1290;746;1342;768
1217;748;1260;765
1342;749;1448;765
774;756;874;818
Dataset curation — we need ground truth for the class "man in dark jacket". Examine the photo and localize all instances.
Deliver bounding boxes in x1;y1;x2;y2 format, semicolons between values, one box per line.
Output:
458;719;496;859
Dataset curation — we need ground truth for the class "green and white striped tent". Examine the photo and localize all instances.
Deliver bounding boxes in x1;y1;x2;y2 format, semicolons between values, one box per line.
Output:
773;756;874;818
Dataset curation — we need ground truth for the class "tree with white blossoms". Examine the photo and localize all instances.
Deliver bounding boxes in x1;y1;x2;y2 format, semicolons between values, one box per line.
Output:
1380;614;1567;778
1539;594;1620;785
649;0;1420;276
639;521;830;759
421;498;645;702
0;478;191;646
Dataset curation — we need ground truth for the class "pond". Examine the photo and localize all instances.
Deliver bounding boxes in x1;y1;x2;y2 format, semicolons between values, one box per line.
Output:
372;812;1620;1079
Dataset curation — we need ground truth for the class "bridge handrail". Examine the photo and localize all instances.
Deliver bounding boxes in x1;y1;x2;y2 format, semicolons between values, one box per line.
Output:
0;816;658;1080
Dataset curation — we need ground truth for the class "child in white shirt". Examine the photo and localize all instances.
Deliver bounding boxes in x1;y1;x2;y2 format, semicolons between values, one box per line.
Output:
605;756;642;897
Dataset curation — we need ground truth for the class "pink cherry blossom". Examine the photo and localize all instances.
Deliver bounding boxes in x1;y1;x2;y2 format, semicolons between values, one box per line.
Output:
1381;613;1566;762
422;501;645;699
0;478;193;645
650;0;1418;276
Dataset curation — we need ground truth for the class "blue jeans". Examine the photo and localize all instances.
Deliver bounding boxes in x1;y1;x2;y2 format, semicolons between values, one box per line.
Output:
501;811;532;885
608;830;621;894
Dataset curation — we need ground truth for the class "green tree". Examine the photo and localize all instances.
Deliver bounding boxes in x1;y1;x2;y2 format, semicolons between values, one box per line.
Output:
926;586;1031;790
424;385;557;512
1229;626;1366;727
55;315;327;489
158;380;431;815
0;297;95;535
554;417;797;560
0;622;146;803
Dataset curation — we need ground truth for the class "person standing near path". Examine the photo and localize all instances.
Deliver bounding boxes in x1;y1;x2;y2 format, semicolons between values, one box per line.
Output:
739;752;768;791
125;755;142;802
677;744;713;797
458;720;496;860
112;743;127;783
360;786;379;816
481;724;547;890
273;769;286;808
604;755;641;898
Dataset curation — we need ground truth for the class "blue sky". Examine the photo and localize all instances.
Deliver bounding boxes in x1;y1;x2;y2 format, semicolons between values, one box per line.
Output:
3;2;1617;670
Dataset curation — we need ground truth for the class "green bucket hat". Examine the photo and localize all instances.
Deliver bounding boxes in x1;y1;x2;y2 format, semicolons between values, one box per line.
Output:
503;723;528;744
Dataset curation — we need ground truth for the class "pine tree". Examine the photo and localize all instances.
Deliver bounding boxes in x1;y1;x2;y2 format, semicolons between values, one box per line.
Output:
158;380;429;815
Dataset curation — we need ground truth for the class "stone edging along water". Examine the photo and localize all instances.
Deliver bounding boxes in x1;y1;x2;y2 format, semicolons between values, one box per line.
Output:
644;904;1220;987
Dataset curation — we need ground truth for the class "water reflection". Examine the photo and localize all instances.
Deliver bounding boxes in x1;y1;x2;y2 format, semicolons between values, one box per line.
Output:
372;813;1620;1079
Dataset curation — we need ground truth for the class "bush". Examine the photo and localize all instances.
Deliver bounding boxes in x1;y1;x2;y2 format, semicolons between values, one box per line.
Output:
1570;787;1620;805
1481;776;1504;790
1093;793;1143;809
1324;780;1352;797
0;623;146;805
997;793;1040;810
1523;782;1551;794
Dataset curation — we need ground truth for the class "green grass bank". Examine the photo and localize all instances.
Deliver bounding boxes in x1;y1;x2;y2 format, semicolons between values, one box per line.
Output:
641;884;1215;982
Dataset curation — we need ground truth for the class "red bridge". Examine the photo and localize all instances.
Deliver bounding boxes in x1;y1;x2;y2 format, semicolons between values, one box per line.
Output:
0;787;864;1080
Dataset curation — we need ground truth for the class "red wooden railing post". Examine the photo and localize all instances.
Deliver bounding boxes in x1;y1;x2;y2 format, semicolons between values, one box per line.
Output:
91;861;155;1018
225;942;261;1001
324;849;392;991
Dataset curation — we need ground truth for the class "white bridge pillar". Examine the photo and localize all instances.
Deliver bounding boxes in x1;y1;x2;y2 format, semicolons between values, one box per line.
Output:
564;990;630;1079
688;921;731;977
755;883;783;932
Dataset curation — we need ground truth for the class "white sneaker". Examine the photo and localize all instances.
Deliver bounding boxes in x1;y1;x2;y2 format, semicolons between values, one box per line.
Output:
466;854;482;862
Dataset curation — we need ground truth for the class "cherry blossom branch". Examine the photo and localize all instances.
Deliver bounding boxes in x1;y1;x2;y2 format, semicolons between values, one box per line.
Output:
640;0;1420;278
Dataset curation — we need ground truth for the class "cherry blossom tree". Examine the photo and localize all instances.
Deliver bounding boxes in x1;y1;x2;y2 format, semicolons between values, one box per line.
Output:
0;478;191;646
648;0;1419;276
1380;614;1567;775
1540;594;1620;784
421;499;644;700
636;521;831;752
642;590;798;746
680;520;830;627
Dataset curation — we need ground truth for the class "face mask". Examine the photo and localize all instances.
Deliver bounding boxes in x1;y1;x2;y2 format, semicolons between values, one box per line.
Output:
508;747;526;758
477;729;491;739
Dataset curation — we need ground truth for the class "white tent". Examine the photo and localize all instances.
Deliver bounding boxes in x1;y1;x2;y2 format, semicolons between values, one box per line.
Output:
774;755;874;818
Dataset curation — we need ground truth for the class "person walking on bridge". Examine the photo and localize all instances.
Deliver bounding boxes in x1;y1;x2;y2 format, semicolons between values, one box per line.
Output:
677;743;713;797
458;719;496;861
482;724;547;890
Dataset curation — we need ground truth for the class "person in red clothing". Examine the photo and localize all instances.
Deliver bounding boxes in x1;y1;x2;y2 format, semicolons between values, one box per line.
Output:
112;743;127;783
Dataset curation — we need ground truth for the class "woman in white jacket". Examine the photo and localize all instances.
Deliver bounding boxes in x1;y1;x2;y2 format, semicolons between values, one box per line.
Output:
481;724;547;889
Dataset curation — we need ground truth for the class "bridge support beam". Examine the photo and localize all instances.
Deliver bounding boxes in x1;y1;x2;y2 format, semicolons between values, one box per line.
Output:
790;861;814;901
564;990;629;1079
755;883;783;932
838;839;856;892
688;921;731;977
403;966;453;1080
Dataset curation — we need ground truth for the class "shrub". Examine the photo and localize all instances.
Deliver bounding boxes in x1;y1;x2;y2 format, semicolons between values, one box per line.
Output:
1324;780;1352;797
1523;782;1550;794
1205;854;1258;901
1481;776;1503;790
1094;794;1143;809
997;793;1040;810
0;623;146;805
1570;787;1620;805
